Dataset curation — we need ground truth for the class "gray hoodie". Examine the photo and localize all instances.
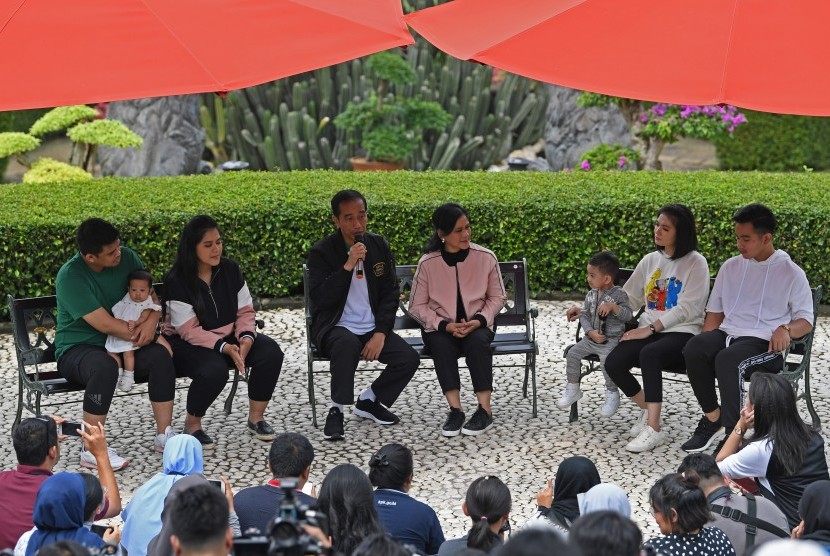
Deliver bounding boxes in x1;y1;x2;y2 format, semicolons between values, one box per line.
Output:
579;286;632;341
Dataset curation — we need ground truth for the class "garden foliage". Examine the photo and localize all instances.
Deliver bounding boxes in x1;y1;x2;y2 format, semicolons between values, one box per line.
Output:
1;171;829;318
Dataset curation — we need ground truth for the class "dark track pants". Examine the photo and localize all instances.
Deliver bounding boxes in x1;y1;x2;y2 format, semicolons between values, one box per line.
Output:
422;328;495;393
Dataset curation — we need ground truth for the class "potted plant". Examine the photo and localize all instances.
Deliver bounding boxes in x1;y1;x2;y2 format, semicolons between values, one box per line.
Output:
335;51;451;170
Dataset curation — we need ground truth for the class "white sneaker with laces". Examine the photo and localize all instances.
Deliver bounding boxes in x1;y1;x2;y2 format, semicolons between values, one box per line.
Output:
629;408;648;438
154;426;176;453
118;370;135;392
625;425;668;453
80;447;129;471
599;389;620;418
555;383;583;409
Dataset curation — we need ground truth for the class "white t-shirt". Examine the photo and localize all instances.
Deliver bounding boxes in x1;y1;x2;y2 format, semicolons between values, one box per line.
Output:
335;268;375;335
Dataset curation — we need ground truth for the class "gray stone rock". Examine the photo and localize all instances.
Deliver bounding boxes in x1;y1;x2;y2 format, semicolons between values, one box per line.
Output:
543;85;631;170
98;95;205;177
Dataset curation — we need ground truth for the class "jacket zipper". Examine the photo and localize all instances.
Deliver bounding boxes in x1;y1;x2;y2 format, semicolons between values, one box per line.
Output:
207;267;221;319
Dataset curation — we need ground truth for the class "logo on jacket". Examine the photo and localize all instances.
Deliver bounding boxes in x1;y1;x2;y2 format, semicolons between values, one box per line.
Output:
373;262;386;276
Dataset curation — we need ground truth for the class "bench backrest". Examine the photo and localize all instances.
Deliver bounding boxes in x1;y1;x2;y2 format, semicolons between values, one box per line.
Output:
7;294;58;366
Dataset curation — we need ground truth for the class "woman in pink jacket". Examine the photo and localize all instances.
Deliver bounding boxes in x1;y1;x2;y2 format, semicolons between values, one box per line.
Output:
409;203;506;437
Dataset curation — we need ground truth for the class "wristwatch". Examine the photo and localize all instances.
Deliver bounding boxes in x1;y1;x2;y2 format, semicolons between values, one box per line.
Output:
648;324;657;334
733;426;745;436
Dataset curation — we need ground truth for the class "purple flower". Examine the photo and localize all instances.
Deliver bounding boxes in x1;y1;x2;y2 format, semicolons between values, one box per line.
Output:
651;104;667;116
640;113;649;124
580;160;591;171
617;156;627;168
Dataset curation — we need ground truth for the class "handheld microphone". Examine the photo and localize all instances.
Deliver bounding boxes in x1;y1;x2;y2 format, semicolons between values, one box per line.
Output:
354;234;365;279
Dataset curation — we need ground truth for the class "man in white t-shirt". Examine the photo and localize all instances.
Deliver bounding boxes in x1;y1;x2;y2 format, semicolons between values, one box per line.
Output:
681;204;813;453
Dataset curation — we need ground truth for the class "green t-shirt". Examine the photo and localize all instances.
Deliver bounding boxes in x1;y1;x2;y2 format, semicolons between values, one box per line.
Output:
55;247;144;360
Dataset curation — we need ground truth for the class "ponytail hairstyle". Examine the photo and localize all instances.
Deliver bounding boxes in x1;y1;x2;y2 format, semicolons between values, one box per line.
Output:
465;476;511;552
368;443;413;491
424;203;470;253
648;470;711;535
166;215;221;322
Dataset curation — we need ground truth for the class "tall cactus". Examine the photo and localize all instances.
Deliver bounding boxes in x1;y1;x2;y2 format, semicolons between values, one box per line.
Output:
202;0;548;171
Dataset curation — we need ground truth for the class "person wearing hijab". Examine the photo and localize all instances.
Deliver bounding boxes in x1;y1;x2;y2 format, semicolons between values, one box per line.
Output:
577;483;631;518
793;480;830;549
121;434;204;556
532;456;601;533
25;472;108;556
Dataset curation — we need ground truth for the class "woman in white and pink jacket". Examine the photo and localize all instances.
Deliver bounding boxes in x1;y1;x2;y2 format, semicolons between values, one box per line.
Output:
408;203;506;438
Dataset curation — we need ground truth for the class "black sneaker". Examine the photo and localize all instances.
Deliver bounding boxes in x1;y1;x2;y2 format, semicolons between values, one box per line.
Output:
353;398;400;425
323;407;344;441
442;407;465;437
461;405;494;436
247;420;276;441
681;416;723;452
187;429;215;451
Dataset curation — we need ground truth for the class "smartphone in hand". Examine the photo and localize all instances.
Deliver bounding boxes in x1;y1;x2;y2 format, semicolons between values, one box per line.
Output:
59;422;84;437
208;478;226;494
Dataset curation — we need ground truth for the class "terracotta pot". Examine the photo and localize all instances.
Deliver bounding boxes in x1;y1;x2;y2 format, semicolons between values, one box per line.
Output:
349;157;405;172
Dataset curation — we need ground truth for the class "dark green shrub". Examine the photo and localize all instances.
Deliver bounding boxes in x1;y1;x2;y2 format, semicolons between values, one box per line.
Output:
715;111;830;171
2;171;830;319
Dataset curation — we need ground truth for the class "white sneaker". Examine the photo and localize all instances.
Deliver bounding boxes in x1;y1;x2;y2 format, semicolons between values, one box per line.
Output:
80;447;129;471
117;370;135;392
154;426;176;453
625;425;668;453
629;408;648;438
599;389;620;418
555;384;583;409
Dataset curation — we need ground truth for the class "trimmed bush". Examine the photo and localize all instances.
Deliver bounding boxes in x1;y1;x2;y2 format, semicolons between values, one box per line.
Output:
1;171;830;318
715;111;830;171
0;109;49;180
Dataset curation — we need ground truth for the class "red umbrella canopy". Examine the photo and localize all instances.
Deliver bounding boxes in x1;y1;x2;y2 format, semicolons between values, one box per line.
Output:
406;0;830;116
0;0;414;111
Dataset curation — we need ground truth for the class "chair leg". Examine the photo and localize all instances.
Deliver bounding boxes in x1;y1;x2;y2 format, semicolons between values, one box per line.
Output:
224;368;241;416
569;400;579;423
308;360;318;428
522;359;529;398
804;366;821;431
12;378;24;433
530;352;537;418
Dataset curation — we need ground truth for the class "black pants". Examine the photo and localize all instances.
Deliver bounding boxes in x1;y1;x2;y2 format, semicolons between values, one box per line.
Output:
604;332;694;403
422;328;495;393
684;330;782;429
57;343;175;415
168;334;283;418
320;327;419;407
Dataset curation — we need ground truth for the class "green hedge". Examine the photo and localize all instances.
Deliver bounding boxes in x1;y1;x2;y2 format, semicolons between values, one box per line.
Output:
2;171;830;316
715;111;830;171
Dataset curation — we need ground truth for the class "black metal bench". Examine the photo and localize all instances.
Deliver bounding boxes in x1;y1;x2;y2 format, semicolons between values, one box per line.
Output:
564;268;824;430
303;259;539;427
7;284;256;431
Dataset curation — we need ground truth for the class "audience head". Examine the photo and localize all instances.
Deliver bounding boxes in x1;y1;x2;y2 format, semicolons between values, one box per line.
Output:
733;203;777;236
552;456;601;514
577;483;631;518
587;251;619;284
464;475;512;553
494;528;575;556
163;434;204;476
169;483;232;556
76;218;119;257
677;453;723;493
317;464;382;555
14;416;59;467
798;480;830;543
79;473;104;523
33;540;92;556
368;443;414;491
268;432;314;483
748;372;812;475
656;204;698;260
649;470;712;535
570;511;642;556
351;533;411;556
425;202;471;253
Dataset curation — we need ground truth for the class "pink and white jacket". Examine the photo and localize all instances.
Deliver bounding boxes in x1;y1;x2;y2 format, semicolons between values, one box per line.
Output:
408;243;506;333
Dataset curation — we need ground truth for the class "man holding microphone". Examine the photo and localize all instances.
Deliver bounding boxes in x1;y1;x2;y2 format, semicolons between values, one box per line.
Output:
306;190;419;441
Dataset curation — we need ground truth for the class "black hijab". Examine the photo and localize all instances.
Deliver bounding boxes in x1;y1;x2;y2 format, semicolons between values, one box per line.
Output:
548;456;601;526
800;480;830;546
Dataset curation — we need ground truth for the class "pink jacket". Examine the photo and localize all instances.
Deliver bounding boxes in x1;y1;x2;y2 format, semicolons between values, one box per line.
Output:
408;243;506;332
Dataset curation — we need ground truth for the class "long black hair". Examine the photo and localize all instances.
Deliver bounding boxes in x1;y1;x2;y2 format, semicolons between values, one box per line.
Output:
368;443;413;490
80;473;103;522
657;204;698;260
424;203;470;253
166;215;221;322
748;372;813;475
465;476;511;552
649;470;711;534
317;464;383;555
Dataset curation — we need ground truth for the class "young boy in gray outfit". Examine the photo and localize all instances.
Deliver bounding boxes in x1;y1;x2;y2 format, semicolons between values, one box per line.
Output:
559;251;633;417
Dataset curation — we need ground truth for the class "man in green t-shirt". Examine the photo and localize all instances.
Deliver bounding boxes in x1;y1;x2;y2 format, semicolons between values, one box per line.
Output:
55;218;176;470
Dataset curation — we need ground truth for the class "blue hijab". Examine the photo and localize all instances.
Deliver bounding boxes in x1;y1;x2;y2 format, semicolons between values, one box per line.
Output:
121;435;204;556
26;472;106;556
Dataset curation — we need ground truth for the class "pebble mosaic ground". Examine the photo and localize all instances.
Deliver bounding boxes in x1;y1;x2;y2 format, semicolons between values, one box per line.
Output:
1;300;827;540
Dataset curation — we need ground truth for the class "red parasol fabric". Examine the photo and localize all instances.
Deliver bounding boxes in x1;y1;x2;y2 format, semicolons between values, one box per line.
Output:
0;0;414;111
406;0;830;116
